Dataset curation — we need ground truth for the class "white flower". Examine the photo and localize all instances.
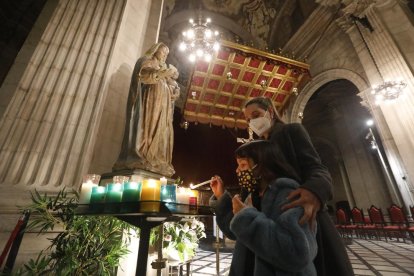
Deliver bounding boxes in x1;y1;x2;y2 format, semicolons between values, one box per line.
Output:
182;223;190;233
189;230;196;237
164;234;172;242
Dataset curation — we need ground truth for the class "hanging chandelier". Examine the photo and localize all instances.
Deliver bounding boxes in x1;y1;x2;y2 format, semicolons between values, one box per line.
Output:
179;17;220;63
371;80;407;104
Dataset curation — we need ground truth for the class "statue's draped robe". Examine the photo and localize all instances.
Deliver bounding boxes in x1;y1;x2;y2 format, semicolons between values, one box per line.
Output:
115;57;175;176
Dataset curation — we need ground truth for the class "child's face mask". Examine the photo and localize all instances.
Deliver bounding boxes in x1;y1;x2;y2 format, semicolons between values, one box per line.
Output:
237;165;259;193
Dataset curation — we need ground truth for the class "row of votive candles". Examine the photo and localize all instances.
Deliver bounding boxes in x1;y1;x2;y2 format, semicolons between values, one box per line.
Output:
79;175;198;205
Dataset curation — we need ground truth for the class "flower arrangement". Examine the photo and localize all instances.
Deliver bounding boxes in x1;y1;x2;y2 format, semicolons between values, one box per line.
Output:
150;217;206;262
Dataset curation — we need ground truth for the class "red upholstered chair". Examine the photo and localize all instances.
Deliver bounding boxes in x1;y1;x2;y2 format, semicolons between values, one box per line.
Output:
351;207;376;239
386;204;410;242
336;208;356;239
409;206;414;242
367;205;388;241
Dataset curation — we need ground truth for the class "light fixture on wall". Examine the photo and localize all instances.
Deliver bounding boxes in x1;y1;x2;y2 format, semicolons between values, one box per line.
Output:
178;16;220;63
353;17;407;104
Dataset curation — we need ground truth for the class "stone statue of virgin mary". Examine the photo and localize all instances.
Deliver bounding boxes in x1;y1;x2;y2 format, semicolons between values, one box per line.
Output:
114;42;180;176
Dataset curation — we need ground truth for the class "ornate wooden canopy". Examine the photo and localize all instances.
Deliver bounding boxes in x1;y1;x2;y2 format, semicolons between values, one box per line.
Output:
183;40;310;129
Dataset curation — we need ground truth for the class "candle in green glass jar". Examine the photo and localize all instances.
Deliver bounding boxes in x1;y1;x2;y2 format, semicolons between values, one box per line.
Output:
90;186;106;203
106;183;123;203
122;182;142;202
90;186;106;212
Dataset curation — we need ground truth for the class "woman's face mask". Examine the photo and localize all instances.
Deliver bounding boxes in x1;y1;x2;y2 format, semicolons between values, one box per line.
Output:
249;110;272;137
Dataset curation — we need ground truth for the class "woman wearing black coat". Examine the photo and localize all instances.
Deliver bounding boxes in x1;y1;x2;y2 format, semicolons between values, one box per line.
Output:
244;96;353;276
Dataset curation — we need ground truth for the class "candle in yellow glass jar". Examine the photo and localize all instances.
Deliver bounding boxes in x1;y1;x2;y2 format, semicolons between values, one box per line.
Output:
140;179;161;212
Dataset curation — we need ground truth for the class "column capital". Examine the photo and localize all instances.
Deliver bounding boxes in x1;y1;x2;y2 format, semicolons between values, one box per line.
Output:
342;0;376;18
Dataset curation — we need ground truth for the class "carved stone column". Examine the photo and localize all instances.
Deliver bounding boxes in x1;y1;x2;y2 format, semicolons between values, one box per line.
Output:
0;0;161;213
339;0;414;208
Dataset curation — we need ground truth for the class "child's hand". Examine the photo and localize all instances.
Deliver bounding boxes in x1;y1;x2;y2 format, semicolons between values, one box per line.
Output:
232;194;249;215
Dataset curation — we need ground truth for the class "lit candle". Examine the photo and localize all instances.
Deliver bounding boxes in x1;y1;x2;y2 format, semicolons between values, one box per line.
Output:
90;186;106;203
161;184;177;203
122;181;142;202
90;186;106;212
176;187;190;204
106;183;123;203
160;177;168;185
140;179;161;212
79;180;97;204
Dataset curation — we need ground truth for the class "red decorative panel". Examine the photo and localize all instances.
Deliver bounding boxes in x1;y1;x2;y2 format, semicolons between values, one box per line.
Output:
199;105;210;113
208;79;220;90
186;102;197;112
250;88;261;97
218;95;229;105
212;64;225;76
192;76;205;87
264;91;274;99
231;98;243;107
236;85;249;96
213;108;225;116
242;71;255;82
277;66;287;75
229;67;240;79
248;58;260;68
217;50;230;60
222;82;234;92
195;62;209;73
282;81;293;91
203;93;216;102
233;54;246;64
275;93;286;103
269;78;281;88
263;63;275;72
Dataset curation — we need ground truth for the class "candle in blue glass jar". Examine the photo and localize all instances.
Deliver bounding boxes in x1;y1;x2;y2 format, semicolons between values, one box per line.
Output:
160;184;176;203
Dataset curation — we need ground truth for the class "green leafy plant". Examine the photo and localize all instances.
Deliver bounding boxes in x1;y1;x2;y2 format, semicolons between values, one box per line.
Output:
150;218;206;262
16;188;134;276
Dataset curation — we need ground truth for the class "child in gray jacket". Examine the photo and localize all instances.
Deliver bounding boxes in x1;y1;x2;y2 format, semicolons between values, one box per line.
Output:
210;140;317;276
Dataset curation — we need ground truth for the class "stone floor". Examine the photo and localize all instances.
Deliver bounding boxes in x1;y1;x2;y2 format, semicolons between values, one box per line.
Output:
179;239;414;276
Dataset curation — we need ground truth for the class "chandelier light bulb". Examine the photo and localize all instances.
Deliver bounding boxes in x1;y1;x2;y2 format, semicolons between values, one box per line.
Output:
179;42;187;51
214;30;219;36
213;42;220;51
204;54;212;62
196;49;204;57
189;54;196;62
189;18;194;24
187;29;195;39
206;18;211;23
205;29;212;38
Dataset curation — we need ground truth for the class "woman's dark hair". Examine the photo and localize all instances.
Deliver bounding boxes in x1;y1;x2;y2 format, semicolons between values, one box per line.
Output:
244;97;284;124
235;140;299;183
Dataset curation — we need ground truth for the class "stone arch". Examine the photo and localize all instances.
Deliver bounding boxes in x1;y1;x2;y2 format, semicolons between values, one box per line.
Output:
290;68;369;122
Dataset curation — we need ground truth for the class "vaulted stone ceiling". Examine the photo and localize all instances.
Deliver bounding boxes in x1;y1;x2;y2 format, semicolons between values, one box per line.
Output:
161;0;317;50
